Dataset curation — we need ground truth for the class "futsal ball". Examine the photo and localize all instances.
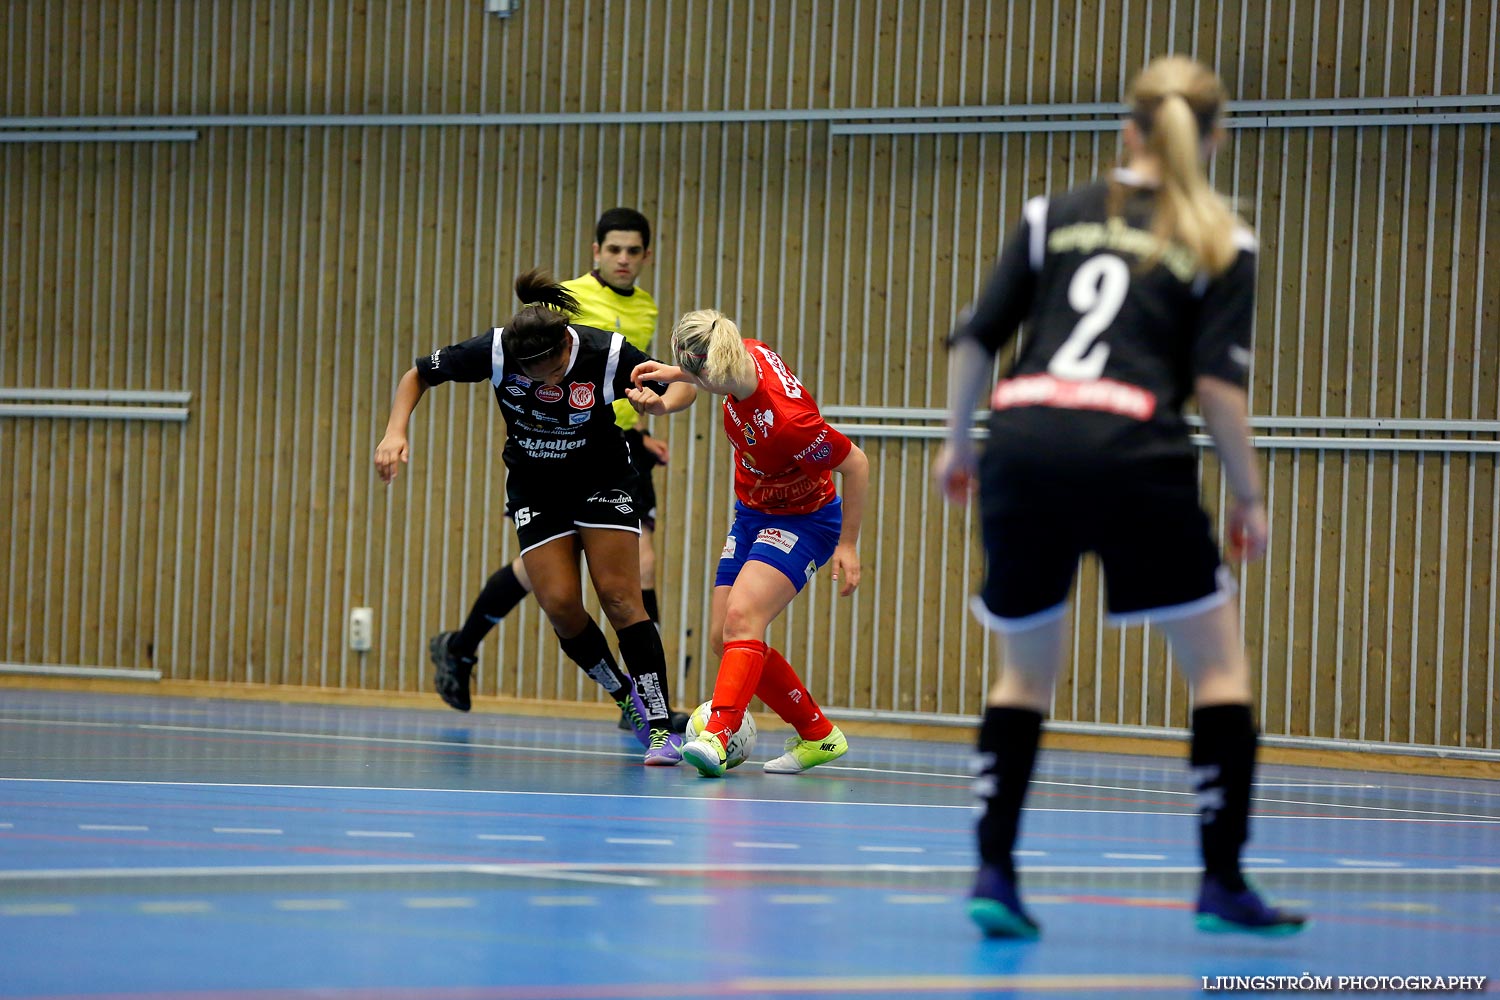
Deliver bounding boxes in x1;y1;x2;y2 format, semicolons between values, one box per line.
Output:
685;700;757;769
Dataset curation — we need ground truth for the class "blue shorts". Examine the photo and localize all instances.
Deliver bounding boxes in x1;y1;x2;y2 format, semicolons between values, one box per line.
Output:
715;499;843;593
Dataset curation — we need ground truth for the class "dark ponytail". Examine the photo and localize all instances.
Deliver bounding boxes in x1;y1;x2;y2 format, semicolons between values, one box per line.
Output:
504;269;580;365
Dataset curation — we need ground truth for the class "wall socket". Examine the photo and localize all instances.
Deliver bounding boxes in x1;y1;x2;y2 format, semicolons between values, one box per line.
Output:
349;607;374;652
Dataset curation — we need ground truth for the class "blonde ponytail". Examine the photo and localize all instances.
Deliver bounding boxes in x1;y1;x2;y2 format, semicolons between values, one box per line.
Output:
670;309;755;386
1129;56;1245;276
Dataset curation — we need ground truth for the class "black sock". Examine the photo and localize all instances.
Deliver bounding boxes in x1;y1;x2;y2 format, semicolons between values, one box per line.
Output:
616;619;670;726
974;706;1044;879
451;565;530;656
641;588;659;624
1190;703;1257;893
556;620;630;698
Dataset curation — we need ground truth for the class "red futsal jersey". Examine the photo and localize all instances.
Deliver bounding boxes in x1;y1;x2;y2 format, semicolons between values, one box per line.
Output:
722;340;853;515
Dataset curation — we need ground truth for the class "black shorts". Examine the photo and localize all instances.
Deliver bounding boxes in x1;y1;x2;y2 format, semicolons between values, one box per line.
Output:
505;474;642;556
974;452;1231;631
622;428;660;530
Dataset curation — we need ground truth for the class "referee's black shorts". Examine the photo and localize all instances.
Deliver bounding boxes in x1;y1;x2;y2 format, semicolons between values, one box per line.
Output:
973;450;1231;632
622;428;661;530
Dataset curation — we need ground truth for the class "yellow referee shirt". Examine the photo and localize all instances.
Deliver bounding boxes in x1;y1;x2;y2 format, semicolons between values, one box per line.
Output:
562;272;659;432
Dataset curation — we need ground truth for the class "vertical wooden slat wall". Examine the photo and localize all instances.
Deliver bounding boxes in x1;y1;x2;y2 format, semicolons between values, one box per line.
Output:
1;0;1495;751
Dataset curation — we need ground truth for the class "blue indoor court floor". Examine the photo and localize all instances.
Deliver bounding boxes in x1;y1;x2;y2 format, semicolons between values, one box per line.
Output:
0;688;1496;999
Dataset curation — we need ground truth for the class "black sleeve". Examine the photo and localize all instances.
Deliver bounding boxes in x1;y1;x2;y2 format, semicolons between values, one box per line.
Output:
1192;248;1256;387
414;331;494;386
614;339;668;398
948;216;1037;353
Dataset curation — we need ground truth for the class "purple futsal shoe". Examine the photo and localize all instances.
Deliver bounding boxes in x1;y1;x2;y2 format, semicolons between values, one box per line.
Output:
643;729;684;766
1195;876;1307;935
614;687;652;749
967;864;1040;940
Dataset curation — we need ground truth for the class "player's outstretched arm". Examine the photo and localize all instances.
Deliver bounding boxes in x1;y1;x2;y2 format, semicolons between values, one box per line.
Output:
626;381;697;416
830;444;869;597
1196;374;1267;561
375;367;429;484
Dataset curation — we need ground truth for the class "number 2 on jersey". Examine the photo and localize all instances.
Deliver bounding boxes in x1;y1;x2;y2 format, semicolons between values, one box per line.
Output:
1047;253;1130;381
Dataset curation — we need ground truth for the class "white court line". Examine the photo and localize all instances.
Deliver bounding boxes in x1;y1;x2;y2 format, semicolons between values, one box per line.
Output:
78;824;148;831
212;827;282;835
768;894;834;904
0;823;12;829
857;845;925;854
1243;857;1285;864
477;834;544;842
2;903;76;916
9;776;1495;823
1103;853;1168;861
649;894;716;905
606;837;674;846
138;901;214;914
1335;859;1405;868
402;897;477;909
1257;782;1380;788
1014;850;1049;857
344;831;413;838
734;841;801;850
0;861;1494;882
529;896;597;906
885;894;952;904
273;899;347;911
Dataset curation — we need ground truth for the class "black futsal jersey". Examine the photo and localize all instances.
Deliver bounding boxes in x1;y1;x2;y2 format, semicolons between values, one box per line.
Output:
956;167;1257;467
415;324;660;483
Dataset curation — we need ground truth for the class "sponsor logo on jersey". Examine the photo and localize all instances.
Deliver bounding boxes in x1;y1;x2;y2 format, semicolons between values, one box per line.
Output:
720;536;736;560
793;428;831;462
429;348;442;367
991;373;1157;421
788;689;803;704
569;382;595;409
569;411;591;425
753;408;775;434
501;398;524;412
809;444;832;463
754;527;799;554
756;346;803;398
514;436;588;455
530;410;560;423
535;384;564;403
724;401;743;426
804;559;817;581
739;454;766;477
506;373;533;387
504;384;526;396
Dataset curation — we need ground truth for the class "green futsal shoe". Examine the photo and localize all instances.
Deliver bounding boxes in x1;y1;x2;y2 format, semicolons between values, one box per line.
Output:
762;725;848;774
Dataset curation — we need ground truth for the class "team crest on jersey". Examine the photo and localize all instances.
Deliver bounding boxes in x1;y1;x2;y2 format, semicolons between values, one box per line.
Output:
569;382;595;409
743;426;757;446
535;384;564;403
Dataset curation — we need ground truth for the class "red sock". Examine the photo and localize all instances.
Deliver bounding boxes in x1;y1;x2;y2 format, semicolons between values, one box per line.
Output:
707;639;767;739
755;646;834;741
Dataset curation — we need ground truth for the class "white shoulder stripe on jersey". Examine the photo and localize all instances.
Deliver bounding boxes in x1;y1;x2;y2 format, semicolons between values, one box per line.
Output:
490;327;506;386
1023;196;1049;272
1233;226;1258;252
602;331;624;405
